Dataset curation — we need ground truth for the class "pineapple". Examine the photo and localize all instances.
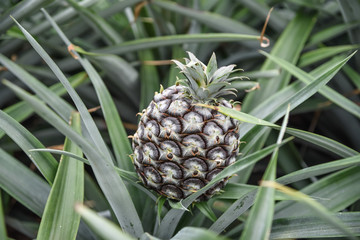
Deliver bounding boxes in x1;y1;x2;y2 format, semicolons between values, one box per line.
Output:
132;52;242;201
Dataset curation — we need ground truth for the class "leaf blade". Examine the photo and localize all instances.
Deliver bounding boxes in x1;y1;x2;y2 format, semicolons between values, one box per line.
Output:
260;50;360;119
37;112;84;240
96;33;261;55
0;148;50;216
0;191;7;240
240;106;290;240
0;109;58;184
4;79;144;238
170;227;229;240
265;181;357;239
271;213;360;239
75;204;135;240
0;53;74;121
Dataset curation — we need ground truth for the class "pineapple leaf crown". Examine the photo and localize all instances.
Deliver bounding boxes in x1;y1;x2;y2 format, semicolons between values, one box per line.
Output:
172;51;243;103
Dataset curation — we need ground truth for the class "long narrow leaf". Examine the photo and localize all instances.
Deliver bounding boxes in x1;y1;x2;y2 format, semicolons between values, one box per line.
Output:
0;148;50;216
239;52;356;160
0;71;88;140
260;50;360;119
3;80;144;237
75;204;135;240
196;104;277;127
41;9;147;228
307;22;360;47
37;112;84;240
264;181;357;239
284;127;359;158
237;11;317;183
77;58;134;170
96;33;262;55
66;0;123;45
138;50;160;112
10;15;114;166
277;154;360;185
298;45;359;67
41;8;134;171
30;149;157;203
209;190;257;234
0;191;7;240
275;166;360;218
271;213;360;239
196;202;217;223
90;54;139;106
153;0;259;35
170;227;229;240
0;54;74;121
29;147;158;202
242;12;316;111
29;148;142;183
343;64;360;89
11;14;144;236
240;106;290;240
0;109;58;184
0;0;53;33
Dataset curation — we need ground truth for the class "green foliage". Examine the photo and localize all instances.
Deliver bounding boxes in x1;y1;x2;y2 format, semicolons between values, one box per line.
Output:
37;112;84;240
0;0;359;239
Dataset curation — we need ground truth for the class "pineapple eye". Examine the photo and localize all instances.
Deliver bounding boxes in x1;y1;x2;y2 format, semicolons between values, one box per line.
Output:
159;162;182;179
145;120;160;137
207;146;227;160
215;159;222;166
168;99;190;117
143;142;159;160
183;158;208;172
165;129;172;138
146;132;152;141
193;170;199;176
203;121;223;136
182;134;206;158
183;178;205;191
192;147;199;155
157;99;171;112
161;117;182;133
133;147;143;163
183;134;206;148
160;140;181;156
166;153;173;160
144;166;162;183
183;111;204;133
161;184;183;199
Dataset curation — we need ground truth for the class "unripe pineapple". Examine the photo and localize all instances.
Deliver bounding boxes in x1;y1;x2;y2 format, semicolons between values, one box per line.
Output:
132;52;242;201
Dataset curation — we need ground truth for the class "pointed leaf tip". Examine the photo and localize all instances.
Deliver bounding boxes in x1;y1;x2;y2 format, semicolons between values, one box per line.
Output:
206;52;218;82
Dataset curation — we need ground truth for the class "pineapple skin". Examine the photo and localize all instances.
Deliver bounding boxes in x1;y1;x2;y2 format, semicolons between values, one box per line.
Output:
132;85;240;201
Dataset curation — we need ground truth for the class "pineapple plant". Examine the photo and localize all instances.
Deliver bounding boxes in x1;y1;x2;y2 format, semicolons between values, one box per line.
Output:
1;1;360;239
132;52;242;200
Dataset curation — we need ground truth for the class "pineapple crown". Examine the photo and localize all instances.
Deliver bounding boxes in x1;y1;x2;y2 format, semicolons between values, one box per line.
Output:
172;52;243;103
